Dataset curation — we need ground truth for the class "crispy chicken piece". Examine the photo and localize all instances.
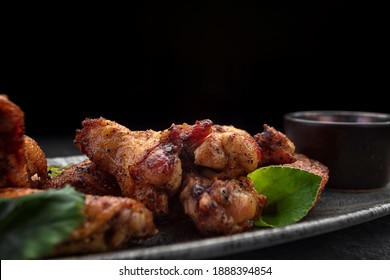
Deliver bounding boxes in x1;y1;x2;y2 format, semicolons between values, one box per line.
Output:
0;95;48;189
254;124;296;166
167;119;213;166
24;135;49;188
74;117;183;216
193;124;262;178
0;94;28;188
0;187;157;257
42;159;122;196
180;172;267;235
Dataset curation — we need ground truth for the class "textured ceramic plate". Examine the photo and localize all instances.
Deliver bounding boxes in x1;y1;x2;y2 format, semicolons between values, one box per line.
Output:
48;156;390;260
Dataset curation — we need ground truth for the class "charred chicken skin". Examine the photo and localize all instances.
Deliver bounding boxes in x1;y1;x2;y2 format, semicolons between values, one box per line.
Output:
0;187;157;256
74;117;183;216
193;124;262;178
255;124;296;166
180;172;267;235
42;159;122;197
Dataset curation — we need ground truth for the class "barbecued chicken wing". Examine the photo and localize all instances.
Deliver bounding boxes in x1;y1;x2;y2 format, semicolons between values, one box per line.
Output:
167;119;213;158
0;187;157;257
0;95;48;189
254;124;296;166
193;124;262;178
74;117;183;216
43;159;122;196
180;172;267;235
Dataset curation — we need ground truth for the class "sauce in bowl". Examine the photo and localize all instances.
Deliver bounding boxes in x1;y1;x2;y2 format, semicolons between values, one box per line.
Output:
284;111;390;190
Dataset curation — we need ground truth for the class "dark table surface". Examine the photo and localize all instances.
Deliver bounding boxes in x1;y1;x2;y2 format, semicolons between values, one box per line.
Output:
36;135;390;260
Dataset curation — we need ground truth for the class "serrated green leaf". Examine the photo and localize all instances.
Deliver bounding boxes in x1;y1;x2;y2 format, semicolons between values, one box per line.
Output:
248;166;322;227
0;185;85;259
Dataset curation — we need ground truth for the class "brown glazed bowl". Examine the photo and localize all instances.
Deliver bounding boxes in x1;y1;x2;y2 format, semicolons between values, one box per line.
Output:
284;111;390;190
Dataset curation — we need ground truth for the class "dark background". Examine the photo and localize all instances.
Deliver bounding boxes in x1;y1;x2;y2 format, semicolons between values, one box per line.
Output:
0;1;386;139
2;1;390;261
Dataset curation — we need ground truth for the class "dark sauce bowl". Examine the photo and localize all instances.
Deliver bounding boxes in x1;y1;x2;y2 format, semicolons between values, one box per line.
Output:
284;111;390;190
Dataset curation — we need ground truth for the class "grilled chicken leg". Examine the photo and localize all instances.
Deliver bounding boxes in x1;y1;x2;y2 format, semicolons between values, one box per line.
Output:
74;117;183;216
180;172;267;235
0;187;157;256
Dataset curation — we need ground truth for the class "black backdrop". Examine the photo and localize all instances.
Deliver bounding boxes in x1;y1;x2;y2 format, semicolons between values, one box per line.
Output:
0;1;386;137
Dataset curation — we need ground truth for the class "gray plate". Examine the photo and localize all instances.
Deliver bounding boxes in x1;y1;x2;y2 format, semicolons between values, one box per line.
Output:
48;156;390;260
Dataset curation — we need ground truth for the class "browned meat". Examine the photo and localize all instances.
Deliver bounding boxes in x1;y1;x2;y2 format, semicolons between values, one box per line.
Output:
177;122;266;235
58;193;157;256
74;117;183;216
167;119;213;158
254;124;296;166
193;124;262;178
42;159;122;196
0;95;48;189
0;187;157;257
180;172;267;235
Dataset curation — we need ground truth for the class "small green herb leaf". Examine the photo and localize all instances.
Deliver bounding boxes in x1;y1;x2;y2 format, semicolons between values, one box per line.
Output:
248;166;322;227
47;165;68;178
0;185;85;259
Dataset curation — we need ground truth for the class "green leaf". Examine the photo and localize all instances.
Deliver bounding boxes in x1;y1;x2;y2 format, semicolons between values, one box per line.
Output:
248;166;322;227
0;185;85;259
47;165;68;178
